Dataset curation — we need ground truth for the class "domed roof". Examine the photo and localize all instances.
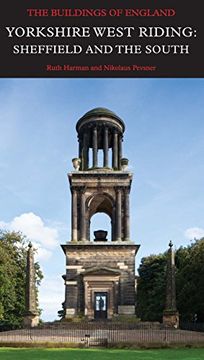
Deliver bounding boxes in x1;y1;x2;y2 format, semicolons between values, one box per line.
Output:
82;107;119;119
76;107;125;132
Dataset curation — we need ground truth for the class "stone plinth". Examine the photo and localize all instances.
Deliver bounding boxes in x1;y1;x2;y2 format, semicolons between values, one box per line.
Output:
163;310;179;328
61;242;139;319
118;305;135;315
23;313;39;328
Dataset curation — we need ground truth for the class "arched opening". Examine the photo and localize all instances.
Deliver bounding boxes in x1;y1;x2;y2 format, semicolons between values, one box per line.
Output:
86;193;115;241
90;213;111;241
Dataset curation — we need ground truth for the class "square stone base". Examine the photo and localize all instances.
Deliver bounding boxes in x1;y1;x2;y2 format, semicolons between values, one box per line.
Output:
118;305;135;315
62;242;139;320
23;314;39;328
65;308;76;318
163;310;179;328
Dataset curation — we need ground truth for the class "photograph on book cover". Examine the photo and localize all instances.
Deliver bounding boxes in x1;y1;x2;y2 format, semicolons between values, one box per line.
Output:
0;0;204;351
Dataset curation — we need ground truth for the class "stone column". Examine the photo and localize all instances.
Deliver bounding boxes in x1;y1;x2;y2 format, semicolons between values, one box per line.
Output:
78;136;82;158
78;137;82;170
93;127;98;168
23;243;39;328
118;135;122;170
71;188;78;241
103;127;109;167
113;130;118;169
83;132;89;170
115;188;122;241
124;188;130;241
163;241;179;327
86;144;89;170
80;189;86;241
111;218;114;242
86;218;91;241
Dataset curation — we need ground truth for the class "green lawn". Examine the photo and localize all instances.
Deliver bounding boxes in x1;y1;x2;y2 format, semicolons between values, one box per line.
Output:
0;348;204;360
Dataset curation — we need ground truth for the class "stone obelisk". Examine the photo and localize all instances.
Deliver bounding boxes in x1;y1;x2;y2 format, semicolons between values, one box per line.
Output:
23;242;39;327
163;241;179;327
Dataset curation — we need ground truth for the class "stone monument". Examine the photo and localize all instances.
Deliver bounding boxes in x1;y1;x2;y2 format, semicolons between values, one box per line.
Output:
61;108;140;320
23;242;39;327
163;241;179;327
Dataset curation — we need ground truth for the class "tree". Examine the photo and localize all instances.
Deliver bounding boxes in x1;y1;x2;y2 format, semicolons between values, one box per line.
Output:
176;238;204;322
0;230;43;329
137;253;167;321
137;238;204;323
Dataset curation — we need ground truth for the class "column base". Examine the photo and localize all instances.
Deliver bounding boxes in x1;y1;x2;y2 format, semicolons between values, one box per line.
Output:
118;305;135;315
23;314;39;328
65;308;77;318
163;310;179;328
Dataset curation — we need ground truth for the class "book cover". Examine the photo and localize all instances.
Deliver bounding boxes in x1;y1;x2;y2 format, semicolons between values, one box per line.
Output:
0;0;203;334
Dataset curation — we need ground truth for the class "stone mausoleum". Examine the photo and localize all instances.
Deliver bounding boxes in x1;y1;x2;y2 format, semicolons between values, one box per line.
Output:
61;108;140;320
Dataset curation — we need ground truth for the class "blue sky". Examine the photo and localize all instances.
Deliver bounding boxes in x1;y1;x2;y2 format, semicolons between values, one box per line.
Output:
0;78;204;321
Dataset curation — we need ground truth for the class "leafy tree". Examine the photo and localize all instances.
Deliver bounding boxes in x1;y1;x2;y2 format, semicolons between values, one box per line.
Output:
176;238;204;321
137;238;204;323
0;230;43;329
57;308;65;319
137;253;167;321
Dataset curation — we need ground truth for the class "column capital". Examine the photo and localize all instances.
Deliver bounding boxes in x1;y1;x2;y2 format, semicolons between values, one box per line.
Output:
114;186;123;193
112;126;120;134
71;186;78;193
78;186;86;194
124;186;130;194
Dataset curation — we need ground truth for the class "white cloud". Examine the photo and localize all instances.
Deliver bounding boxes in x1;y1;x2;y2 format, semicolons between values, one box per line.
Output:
32;243;53;262
0;220;7;229
10;212;58;249
0;212;59;261
185;227;204;240
0;212;65;320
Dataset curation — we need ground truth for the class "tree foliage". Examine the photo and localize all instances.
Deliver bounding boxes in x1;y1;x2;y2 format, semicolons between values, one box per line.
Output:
137;238;204;322
0;230;43;329
176;238;204;321
137;253;167;322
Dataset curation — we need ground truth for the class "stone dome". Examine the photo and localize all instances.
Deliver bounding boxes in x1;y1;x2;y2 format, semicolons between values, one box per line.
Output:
76;107;125;133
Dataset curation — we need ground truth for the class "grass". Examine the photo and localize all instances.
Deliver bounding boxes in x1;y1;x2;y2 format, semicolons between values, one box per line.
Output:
0;348;204;360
